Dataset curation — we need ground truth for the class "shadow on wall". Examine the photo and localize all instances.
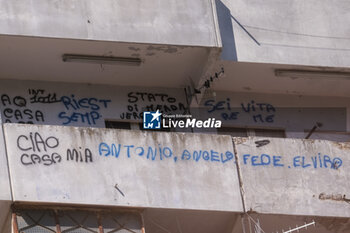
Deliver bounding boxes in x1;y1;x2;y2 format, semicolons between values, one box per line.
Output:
144;208;238;233
215;0;238;61
0;202;11;233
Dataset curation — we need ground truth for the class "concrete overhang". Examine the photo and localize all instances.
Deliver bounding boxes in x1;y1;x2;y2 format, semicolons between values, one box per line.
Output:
0;0;223;89
0;34;219;89
0;0;221;48
216;0;350;68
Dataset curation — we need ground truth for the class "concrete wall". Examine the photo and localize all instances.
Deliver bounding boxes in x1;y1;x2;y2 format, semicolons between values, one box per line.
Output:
217;0;350;67
235;137;350;217
0;116;12;232
2;123;350;218
0;80;350;140
4;124;243;212
1;0;349;68
0;119;11;201
196;91;350;140
0;80;188;127
0;0;221;47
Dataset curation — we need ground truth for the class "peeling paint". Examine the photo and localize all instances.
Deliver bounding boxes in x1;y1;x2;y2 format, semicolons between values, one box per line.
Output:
233;137;248;145
147;45;178;53
128;47;141;51
332;142;350;150
303;138;316;143
319;193;350;203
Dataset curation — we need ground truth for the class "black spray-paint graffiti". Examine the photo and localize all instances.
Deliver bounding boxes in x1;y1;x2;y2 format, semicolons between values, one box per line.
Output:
17;132;93;166
255;140;270;148
120;92;187;120
67;147;93;163
17;132;61;166
58;95;111;125
1;94;45;124
204;99;276;123
28;89;61;104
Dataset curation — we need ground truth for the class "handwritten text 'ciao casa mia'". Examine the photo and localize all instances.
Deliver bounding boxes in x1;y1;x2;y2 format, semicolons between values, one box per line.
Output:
16;132;93;166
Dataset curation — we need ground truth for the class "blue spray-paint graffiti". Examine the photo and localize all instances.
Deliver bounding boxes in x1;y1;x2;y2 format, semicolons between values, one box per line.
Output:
98;142;235;164
97;142;343;170
58;95;111;125
204;99;276;123
242;153;342;169
243;153;284;167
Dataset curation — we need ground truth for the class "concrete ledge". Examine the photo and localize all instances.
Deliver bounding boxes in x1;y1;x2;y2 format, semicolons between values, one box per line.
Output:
234;137;350;217
4;124;243;212
0;0;221;47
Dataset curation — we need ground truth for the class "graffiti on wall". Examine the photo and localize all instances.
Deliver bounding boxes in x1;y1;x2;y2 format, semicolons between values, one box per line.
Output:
15;133;344;171
59;95;111;125
120;92;187;120
204;99;276;123
242;153;342;170
11;129;345;172
28;89;61;104
0;89;111;126
99;142;235;164
13;130;235;166
1;87;188;126
17;132;61;166
1;94;45;124
16;132;93;166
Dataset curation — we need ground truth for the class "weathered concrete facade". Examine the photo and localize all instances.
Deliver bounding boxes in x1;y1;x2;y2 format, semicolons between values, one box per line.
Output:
0;0;349;232
0;121;11;233
0;124;350;233
217;0;350;67
0;79;349;137
0;0;221;47
5;124;242;212
235;137;350;217
2;124;350;217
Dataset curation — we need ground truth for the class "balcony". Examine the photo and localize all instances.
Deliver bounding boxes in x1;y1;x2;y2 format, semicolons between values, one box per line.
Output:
0;0;221;89
1;0;350;99
1;123;349;213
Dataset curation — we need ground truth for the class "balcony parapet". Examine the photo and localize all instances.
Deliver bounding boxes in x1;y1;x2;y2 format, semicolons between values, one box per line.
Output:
1;123;349;218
